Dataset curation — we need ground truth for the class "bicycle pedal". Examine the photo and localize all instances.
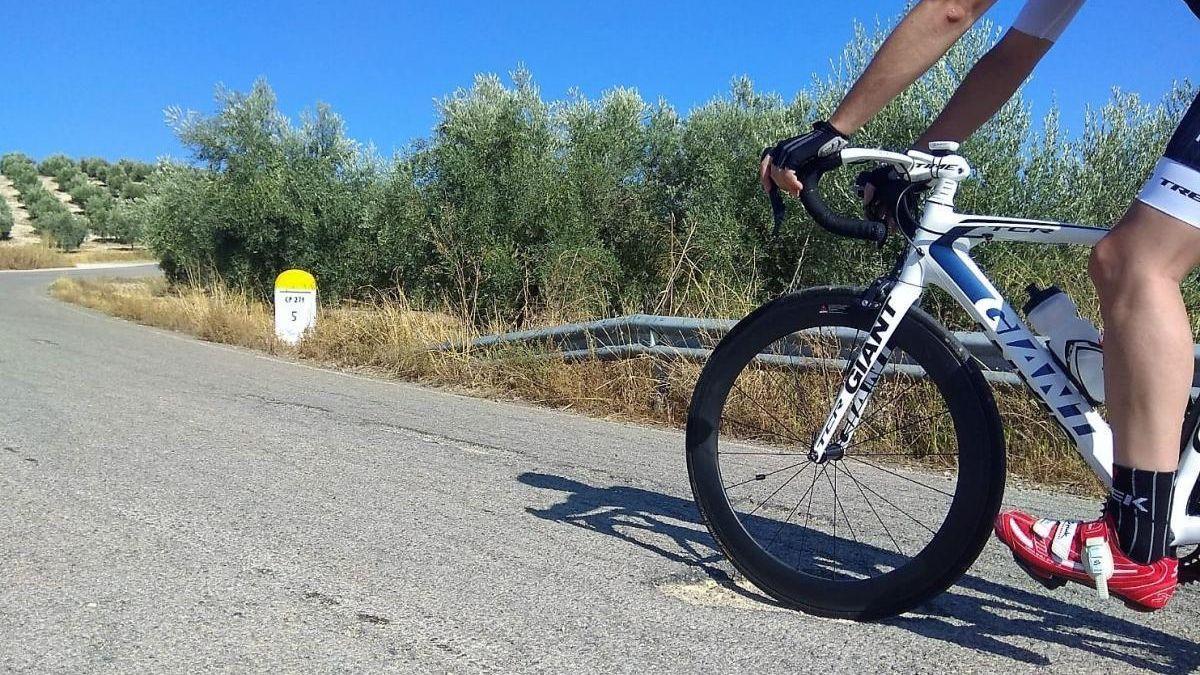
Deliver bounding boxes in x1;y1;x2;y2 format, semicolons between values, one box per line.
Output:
1011;554;1067;590
1179;549;1200;585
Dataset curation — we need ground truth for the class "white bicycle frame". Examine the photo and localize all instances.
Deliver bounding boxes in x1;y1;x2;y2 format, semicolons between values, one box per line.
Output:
810;147;1200;547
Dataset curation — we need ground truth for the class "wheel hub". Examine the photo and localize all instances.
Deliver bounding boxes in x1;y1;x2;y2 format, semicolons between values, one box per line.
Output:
809;443;845;464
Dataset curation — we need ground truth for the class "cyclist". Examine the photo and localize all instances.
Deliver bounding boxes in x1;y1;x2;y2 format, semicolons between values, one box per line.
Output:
762;0;1200;611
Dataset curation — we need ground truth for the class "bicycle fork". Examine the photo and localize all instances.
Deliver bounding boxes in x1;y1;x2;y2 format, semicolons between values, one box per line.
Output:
809;254;928;463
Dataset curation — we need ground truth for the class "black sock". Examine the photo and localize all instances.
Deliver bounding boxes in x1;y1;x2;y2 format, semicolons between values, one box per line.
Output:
1107;464;1175;564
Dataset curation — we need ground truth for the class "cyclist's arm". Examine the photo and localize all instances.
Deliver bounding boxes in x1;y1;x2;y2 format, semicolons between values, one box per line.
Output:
829;0;999;134
914;29;1064;148
913;0;1084;147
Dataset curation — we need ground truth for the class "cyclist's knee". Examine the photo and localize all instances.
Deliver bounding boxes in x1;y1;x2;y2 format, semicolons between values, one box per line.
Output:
1089;234;1126;294
1090;226;1187;297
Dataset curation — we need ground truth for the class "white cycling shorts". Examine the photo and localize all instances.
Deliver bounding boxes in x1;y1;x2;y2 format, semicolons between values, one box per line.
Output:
1136;92;1200;228
1138;159;1200;229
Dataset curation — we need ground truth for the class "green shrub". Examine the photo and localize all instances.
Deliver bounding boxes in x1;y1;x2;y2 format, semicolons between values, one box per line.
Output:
11;171;39;191
37;154;75;177
106;172;129;195
70;183;103;205
26;190;63;219
54;165;76;185
1;153;34;175
84;194;114;236
145;79;381;298
40;211;88;250
0;198;12;240
106;201;146;245
121;181;148;199
80;157;110;178
118;159;154;182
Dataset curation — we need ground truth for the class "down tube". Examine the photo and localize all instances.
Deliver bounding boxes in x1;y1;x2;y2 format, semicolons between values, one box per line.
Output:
926;241;1114;486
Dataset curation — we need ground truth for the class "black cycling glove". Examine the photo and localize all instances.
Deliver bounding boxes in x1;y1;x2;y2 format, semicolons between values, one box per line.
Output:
767;121;850;175
763;121;850;229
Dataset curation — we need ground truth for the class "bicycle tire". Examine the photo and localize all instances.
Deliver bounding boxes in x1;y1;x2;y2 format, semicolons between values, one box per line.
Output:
686;286;1006;620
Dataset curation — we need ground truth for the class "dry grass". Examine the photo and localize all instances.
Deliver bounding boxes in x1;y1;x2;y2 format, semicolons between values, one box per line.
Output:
0;244;70;270
52;277;279;349
50;276;1100;493
68;248;156;265
0;243;156;270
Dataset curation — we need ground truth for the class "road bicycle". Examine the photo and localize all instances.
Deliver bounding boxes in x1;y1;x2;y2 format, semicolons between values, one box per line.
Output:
685;144;1200;620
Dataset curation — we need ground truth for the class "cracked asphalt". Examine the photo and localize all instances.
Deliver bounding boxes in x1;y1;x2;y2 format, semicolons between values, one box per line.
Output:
2;265;1199;673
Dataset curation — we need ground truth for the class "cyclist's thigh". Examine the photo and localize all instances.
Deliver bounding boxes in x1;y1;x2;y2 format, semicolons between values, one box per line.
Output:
1137;91;1200;231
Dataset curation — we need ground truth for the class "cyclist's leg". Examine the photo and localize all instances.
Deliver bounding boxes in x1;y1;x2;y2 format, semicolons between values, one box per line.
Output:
1093;89;1200;474
997;220;1190;611
993;94;1200;610
1089;203;1200;473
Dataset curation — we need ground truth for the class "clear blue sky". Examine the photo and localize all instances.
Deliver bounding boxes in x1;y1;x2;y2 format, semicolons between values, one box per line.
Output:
1;1;1197;162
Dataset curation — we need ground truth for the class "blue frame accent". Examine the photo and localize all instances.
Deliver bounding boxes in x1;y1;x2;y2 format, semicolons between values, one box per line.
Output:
928;242;992;304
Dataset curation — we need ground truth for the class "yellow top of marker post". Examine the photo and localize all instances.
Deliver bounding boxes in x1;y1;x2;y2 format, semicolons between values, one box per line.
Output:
275;269;317;292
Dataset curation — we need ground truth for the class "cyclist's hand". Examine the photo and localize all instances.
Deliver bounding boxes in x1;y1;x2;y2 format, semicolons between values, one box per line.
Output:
759;121;849;197
855;164;929;226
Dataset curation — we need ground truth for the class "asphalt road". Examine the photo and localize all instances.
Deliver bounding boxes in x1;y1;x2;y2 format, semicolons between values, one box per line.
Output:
2;265;1199;674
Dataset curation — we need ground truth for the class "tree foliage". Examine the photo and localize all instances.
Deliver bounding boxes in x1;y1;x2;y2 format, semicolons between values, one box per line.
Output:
134;19;1196;326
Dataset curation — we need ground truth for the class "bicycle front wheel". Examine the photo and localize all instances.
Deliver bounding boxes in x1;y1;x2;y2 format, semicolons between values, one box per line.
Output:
686;286;1005;620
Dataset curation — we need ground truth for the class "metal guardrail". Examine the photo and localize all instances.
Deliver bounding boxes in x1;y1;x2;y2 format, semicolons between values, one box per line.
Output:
448;313;1200;392
448;313;1024;386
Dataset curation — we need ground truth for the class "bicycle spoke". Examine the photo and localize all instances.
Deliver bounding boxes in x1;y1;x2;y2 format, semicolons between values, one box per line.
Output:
720;451;809;457
743;463;812;519
724;461;807;491
844;473;938;536
851;451;956;458
839;410;951;455
764;465;824;552
848;456;955;499
812;327;841;407
857;376;925;430
825;461;859;544
802;465;820;532
796;466;825;569
720;413;805;447
838;462;903;556
729;381;810;446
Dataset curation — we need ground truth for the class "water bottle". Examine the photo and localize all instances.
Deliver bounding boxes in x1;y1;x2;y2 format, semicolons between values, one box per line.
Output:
1024;285;1106;404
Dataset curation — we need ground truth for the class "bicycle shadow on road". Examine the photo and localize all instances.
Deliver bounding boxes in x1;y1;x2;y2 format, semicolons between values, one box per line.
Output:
518;472;1200;674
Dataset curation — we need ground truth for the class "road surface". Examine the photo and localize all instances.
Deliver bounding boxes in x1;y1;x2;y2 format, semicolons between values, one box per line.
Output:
2;265;1198;673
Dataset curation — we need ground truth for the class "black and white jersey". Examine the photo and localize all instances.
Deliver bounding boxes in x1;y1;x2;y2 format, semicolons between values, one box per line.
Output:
1012;0;1085;41
1006;0;1200;227
1013;0;1200;41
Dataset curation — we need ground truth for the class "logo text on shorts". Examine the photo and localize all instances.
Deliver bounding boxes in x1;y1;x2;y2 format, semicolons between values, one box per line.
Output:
1160;177;1200;203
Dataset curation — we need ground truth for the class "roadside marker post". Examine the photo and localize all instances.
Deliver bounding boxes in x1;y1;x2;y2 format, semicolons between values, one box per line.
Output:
274;269;318;345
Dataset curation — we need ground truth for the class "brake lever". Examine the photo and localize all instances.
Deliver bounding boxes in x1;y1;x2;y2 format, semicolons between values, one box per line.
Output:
768;182;786;236
762;147;788;235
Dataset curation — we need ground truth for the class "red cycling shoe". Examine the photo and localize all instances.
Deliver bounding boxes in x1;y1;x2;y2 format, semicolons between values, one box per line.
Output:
994;509;1178;611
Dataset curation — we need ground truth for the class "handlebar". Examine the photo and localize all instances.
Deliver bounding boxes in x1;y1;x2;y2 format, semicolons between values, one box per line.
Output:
799;155;888;244
768;147;919;245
